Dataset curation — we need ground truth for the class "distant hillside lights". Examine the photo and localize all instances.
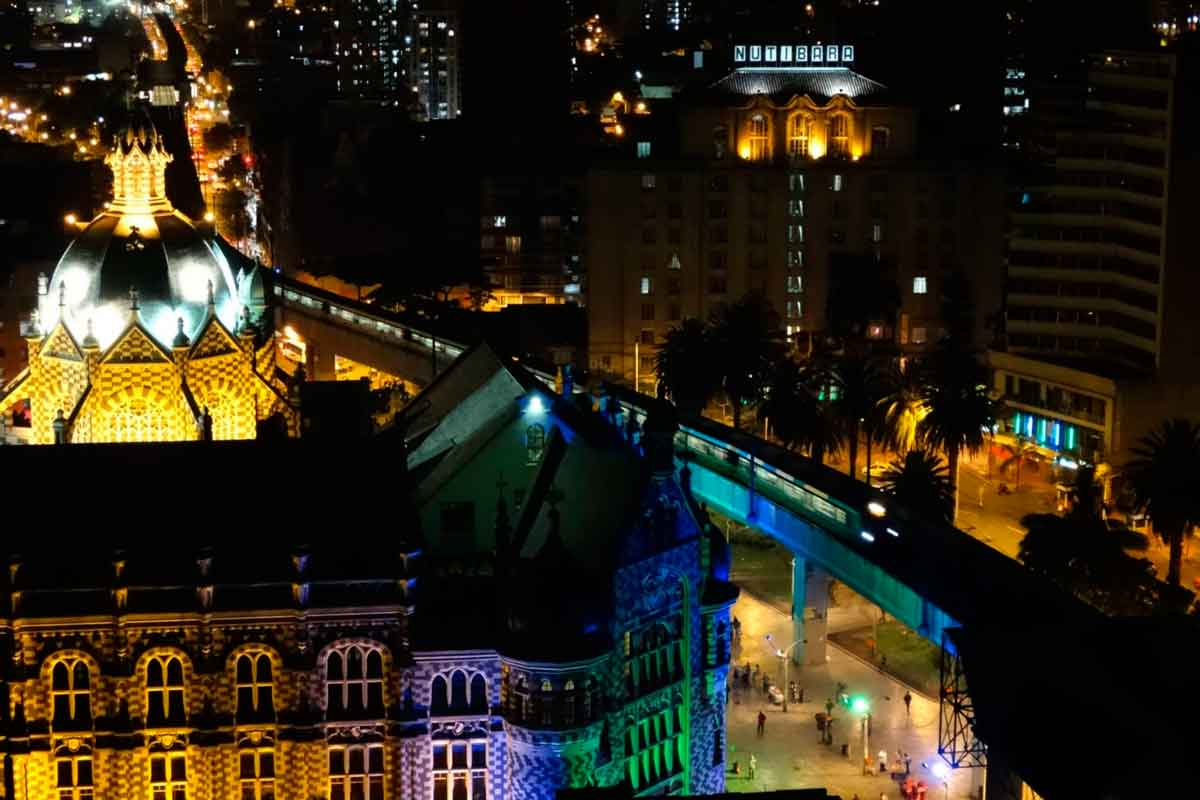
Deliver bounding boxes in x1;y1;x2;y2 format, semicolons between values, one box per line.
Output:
734;44;855;67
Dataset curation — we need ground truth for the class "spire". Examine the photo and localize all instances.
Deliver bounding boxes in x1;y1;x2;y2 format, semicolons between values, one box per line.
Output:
82;317;98;349
58;281;66;310
25;308;42;339
128;286;140;313
172;316;191;348
206;279;215;309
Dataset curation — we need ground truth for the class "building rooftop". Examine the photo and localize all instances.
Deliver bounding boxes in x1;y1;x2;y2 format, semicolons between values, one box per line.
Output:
707;67;888;103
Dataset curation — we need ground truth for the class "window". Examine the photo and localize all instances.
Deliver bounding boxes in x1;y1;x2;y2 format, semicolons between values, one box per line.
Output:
786;300;802;319
871;126;890;153
56;747;93;800
539;215;561;230
325;645;385;717
641;174;656;190
666;176;682;192
913;276;928;294
149;753;187;800
788;224;804;244
787;250;804;268
830;115;849;157
667;202;682;220
911;326;927;344
51;659;91;726
491;215;506;228
708;175;729;192
641;227;656;244
707;200;727;219
329;744;384;800
789;199;804;217
521;423;546;466
667;228;681;245
239;746;275;800
640;355;656;373
831;174;844;192
668;304;681;321
786;275;802;293
637;141;651;159
639;329;655;345
707;251;727;271
236;654;274;720
640;277;653;295
504;236;521;254
641;303;655;321
479;235;495;249
146;655;185;726
707;276;727;294
872;223;883;243
666;277;681;295
787;115;810;158
709;225;728;244
432;740;487;800
747;114;768;161
789;173;806;193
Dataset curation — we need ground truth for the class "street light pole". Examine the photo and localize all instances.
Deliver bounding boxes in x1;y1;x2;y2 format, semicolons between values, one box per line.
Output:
764;634;802;712
633;338;640;393
850;696;870;776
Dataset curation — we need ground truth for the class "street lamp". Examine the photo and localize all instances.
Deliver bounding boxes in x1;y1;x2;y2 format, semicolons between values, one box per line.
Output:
764;633;802;712
930;760;950;800
850;695;870;775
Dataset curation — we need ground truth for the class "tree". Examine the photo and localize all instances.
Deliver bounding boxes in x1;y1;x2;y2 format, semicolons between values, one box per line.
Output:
878;449;955;524
708;292;783;429
829;353;884;482
998;433;1039;490
760;358;842;462
1125;419;1200;586
655;318;720;417
879;358;928;456
1066;464;1103;527
918;341;998;523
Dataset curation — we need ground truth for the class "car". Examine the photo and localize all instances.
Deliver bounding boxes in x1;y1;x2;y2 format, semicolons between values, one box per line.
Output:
861;462;891;480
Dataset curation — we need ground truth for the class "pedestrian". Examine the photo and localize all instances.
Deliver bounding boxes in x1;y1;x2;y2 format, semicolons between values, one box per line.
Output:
762;674;769;695
756;710;766;737
748;753;757;779
824;716;834;745
977;485;984;508
825;697;834;717
903;752;912;776
903;691;912;716
878;748;888;774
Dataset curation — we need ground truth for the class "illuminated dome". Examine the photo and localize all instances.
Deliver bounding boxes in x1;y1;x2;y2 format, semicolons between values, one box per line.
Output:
39;113;241;350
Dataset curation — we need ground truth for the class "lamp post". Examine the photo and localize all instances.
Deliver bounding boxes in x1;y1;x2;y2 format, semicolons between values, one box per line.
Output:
850;696;870;775
633;337;640;393
930;760;950;800
764;633;802;712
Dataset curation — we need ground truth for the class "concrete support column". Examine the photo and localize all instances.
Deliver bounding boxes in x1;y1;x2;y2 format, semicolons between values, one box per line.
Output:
790;556;806;665
803;566;830;667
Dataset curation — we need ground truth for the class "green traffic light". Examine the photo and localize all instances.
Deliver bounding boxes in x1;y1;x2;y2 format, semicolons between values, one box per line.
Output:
850;696;869;714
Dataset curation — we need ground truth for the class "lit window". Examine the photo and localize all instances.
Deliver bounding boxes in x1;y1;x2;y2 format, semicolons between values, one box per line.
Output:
235;654;274;720
146;655;186;726
641;302;655;321
238;740;275;800
789;199;804;217
526;424;546;465
51;658;91;726
325;644;385;717
505;236;521;254
55;744;93;800
641;174;656;190
640;329;655;345
329;744;384;800
832;174;844;192
873;223;883;243
913;276;928;294
788;224;804;244
149;752;187;800
787;115;810;158
432;740;488;800
830;115;849;157
492;215;505;228
637;141;651;158
911;326;927;344
789;173;806;193
787;250;804;268
786;300;802;319
786;275;802;293
640;277;652;295
747;114;768;161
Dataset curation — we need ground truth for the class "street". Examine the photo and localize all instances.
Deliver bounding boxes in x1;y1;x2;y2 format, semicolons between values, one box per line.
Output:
724;591;984;799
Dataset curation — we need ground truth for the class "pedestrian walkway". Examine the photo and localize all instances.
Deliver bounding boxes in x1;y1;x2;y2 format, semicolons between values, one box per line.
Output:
724;592;984;799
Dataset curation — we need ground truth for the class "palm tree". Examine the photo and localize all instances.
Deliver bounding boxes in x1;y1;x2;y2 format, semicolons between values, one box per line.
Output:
999;434;1039;490
1125;418;1200;586
879;359;928;456
655;318;719;417
762;358;842;462
917;342;998;523
878;449;955;524
1066;464;1103;527
829;353;883;482
708;292;783;429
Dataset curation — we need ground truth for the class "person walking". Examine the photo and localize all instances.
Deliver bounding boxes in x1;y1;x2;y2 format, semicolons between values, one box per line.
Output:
825;697;834;717
903;691;912;716
748;753;757;779
878;748;888;774
762;674;770;695
756;710;767;737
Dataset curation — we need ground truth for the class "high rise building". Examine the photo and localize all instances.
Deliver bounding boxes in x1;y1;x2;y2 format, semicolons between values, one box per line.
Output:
410;5;460;120
996;48;1200;471
334;0;411;105
641;0;691;32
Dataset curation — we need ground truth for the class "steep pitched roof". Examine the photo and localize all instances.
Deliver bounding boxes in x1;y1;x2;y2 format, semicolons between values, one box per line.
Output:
102;318;174;364
708;67;887;103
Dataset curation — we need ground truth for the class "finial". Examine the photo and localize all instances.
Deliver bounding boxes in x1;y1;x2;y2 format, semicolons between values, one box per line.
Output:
82;317;98;348
58;281;65;310
206;279;215;308
128;286;139;312
173;316;190;348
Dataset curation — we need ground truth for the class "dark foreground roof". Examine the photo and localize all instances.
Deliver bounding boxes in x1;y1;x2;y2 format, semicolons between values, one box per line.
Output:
708;67;887;103
950;618;1200;799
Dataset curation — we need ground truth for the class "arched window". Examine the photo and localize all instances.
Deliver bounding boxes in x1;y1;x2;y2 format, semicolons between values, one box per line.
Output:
51;658;91;726
325;644;385;718
329;743;383;800
469;674;487;714
431;675;449;716
830;115;850;157
55;741;93;800
747;115;769;161
788;115;810;158
239;733;276;800
236;653;274;719
871;126;891;153
540;679;552;692
146;654;185;726
526;424;546;466
450;670;468;712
